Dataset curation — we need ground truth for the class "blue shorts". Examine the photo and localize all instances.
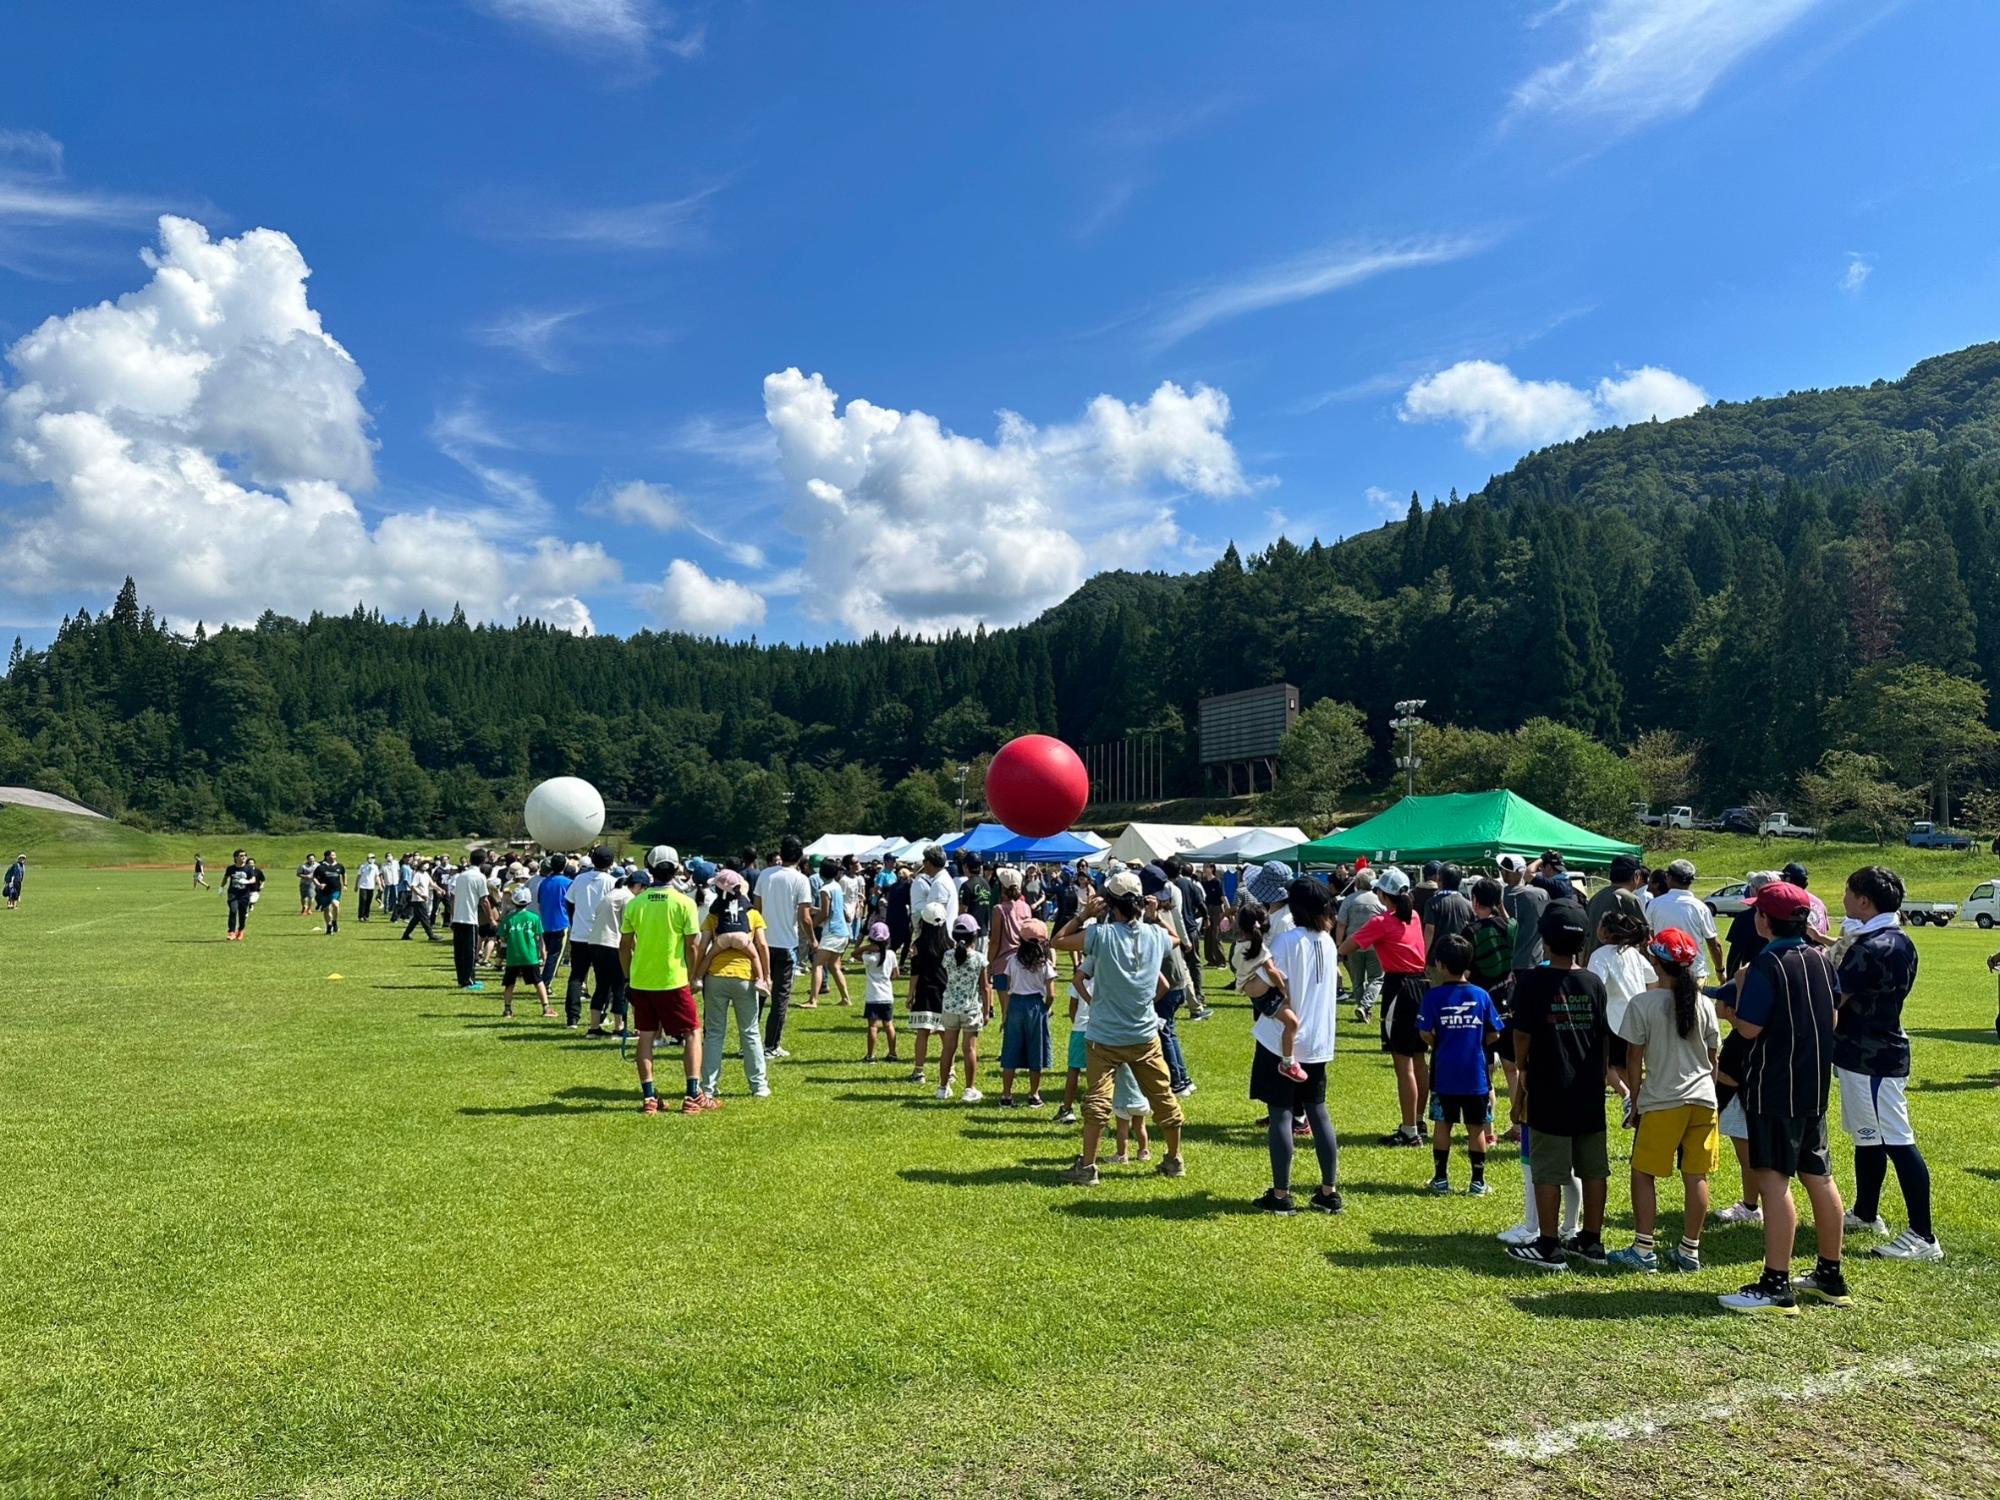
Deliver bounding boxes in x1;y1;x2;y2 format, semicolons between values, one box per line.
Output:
1066;1028;1087;1072
863;1002;893;1024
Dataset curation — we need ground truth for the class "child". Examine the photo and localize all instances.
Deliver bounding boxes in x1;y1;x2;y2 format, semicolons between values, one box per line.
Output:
706;871;770;993
860;921;901;1064
499;887;552;1019
1588;909;1655;1125
999;919;1057;1107
1055;933;1094;1125
1108;1063;1151;1164
1607;926;1720;1273
1504;902;1612;1271
906;901;950;1085
1233;901;1305;1083
937;914;992;1102
1417;932;1503;1194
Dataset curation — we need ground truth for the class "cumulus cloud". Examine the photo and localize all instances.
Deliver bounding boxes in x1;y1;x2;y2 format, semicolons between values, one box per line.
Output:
645;558;766;635
599;479;767;569
0;215;613;632
1840;251;1873;294
1399;359;1708;450
1509;0;1825;133
762;369;1249;635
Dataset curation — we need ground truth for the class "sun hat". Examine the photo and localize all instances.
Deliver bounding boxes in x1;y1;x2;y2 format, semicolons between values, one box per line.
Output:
715;868;747;894
952;913;979;937
920;900;947;926
687;857;717;882
1019;918;1049;942
1646;927;1699;967
1247;860;1293;906
1138;863;1169;897
866;921;890;942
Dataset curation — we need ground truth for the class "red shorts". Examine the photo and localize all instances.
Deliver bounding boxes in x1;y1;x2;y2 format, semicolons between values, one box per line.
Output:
628;985;698;1039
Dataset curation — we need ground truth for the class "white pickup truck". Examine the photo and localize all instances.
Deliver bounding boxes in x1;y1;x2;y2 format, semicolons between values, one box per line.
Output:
1965;881;1999;930
1633;804;1695;829
1759;812;1818;839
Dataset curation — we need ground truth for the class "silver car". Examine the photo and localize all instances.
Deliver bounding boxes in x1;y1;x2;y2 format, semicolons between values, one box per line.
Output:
1705;881;1752;917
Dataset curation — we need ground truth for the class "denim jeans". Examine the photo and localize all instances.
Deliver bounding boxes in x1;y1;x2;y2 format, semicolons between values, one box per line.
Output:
702;975;768;1095
540;930;567;989
1154;986;1190;1089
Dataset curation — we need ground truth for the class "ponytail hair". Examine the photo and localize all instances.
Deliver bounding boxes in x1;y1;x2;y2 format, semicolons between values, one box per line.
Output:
954;932;974;963
1387;887;1414;923
1236;899;1270;961
1659;958;1698;1039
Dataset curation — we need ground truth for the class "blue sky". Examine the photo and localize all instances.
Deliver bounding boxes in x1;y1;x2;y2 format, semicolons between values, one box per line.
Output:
3;0;1998;649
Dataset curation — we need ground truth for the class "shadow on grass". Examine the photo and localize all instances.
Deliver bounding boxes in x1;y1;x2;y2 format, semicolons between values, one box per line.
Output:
899;1160;1074;1189
459;1085;632;1118
1323;1229;1517;1273
1906;1027;2000;1044
833;1090;959;1109
1508;1288;1731;1320
1912;1077;2000;1094
1967;1167;2000;1183
1053;1190;1245;1222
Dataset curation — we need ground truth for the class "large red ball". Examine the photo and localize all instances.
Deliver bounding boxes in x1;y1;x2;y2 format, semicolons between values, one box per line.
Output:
985;734;1089;838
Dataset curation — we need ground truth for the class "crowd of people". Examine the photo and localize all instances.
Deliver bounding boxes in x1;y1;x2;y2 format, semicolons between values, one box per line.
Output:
188;834;1986;1315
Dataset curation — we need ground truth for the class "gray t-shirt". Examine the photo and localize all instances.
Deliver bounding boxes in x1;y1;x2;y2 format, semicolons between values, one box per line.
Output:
1615;985;1722;1113
1336;889;1384;939
1425;889;1475;951
1503;882;1548;969
1583;884;1646;946
1083;920;1170;1047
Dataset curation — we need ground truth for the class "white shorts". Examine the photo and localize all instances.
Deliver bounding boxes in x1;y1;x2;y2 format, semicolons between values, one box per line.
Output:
1836;1067;1914;1147
1719;1096;1749;1141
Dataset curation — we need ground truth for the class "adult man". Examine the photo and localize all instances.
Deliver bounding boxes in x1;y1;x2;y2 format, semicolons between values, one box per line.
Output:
1647;859;1725;981
564;847;619;1029
1583;855;1646;942
313;850;346;936
621;846;707;1114
753;836;815;1059
1166;857;1213;1018
1780;861;1830;936
885;861;915;955
1051;871;1186;1185
4;852;25;909
356;854;380;921
402;859;438;941
297;853;318;917
909;846;959;943
448;851;493;990
1335;869;1385;1022
1531;851;1577;904
1717;882;1850;1314
1498;855;1548;974
223;849;260;940
536;854;572;995
1422;864;1475;956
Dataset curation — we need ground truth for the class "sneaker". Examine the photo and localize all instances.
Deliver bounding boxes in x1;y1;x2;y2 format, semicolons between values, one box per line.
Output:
679;1095;703;1115
998;1096;1017;1109
1506;1242;1568;1272
961;1087;984;1104
1563;1235;1610;1267
502;1006;514;1018
1665;1247;1702;1274
640;1096;661;1115
1026;1094;1045;1109
1307;1188;1343;1214
1843;1211;1889;1236
1255;1188;1297;1216
1872;1229;1944;1262
935;1084;952;1101
751;1085;772;1098
905;1068;923;1083
1187;1006;1213;1022
1278;1060;1309;1083
1137;1147;1153;1162
767;1047;792;1060
1720;1280;1799;1316
1172;1082;1197;1098
464;982;485;993
1426;1177;1451;1196
1054;1106;1078;1125
1797;1267;1854;1306
1497;1223;1537;1247
699;1094;723;1112
1715;1202;1763;1226
1468;1179;1492;1197
1155;1154;1186;1178
1379;1128;1423;1147
1059;1158;1100;1187
1107;1151;1130;1166
1606;1245;1659;1273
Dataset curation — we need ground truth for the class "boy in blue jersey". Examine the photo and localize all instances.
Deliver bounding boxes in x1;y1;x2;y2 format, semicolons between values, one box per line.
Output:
1418;932;1503;1195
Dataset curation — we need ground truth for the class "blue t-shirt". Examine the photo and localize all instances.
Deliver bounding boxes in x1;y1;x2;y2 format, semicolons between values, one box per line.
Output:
1082;920;1170;1047
538;873;573;933
1417;982;1501;1096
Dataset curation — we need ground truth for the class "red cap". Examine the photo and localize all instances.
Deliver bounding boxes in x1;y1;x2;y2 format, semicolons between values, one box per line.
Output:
1646;927;1698;967
1751;881;1814;919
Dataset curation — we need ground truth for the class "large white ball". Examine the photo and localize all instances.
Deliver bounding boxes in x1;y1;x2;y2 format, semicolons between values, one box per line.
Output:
525;777;605;850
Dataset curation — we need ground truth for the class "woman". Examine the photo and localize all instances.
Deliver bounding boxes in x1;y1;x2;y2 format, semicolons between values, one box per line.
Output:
809;866;854;1006
1340;867;1431;1147
1253;878;1343;1214
987;867;1032;1027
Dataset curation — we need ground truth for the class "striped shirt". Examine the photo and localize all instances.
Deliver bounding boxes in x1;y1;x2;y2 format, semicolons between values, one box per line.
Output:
1735;937;1836;1119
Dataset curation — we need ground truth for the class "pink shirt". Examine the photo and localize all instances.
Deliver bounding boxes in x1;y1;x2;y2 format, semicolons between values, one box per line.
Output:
988;897;1029;977
1352;910;1427;974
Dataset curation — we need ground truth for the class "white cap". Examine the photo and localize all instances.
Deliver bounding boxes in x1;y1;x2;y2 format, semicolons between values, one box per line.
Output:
1495;853;1526;874
1103;871;1143;900
646;844;680;869
511;886;531;905
920;900;947;926
1375;866;1411;895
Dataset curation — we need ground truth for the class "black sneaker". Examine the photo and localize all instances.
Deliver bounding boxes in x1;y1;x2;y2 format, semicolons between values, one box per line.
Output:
1797;1267;1853;1307
1563;1235;1610;1267
1254;1188;1297;1216
1307;1188;1344;1214
1506;1241;1569;1273
1379;1128;1423;1147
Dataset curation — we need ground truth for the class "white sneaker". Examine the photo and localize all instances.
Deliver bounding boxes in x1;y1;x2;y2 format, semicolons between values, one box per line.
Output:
751;1085;772;1098
1715;1202;1763;1226
1497;1223;1537;1247
1872;1228;1944;1262
1843;1210;1889;1235
961;1087;984;1104
935;1085;952;1101
767;1046;791;1060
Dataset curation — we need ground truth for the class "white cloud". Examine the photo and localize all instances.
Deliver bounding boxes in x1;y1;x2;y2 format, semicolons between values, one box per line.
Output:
645;558;766;635
470;0;703;60
1509;0;1826;133
1399;359;1708;450
762;369;1249;635
0;129;63;174
1;216;613;632
1363;485;1406;521
472;305;589;370
1840;251;1873;294
667;412;774;470
599;478;768;569
429;398;547;515
1151;234;1491;347
497;186;719;251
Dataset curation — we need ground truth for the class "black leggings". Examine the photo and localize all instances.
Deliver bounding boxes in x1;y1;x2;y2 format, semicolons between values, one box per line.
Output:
227;894;252;934
1268;1100;1339;1194
1852;1142;1933;1239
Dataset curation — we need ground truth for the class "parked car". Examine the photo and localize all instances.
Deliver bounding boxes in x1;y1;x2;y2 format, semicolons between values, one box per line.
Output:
1717;806;1757;834
1632;803;1695;829
1905;821;1973;850
1759;812;1818;839
1965;881;1999;930
1898;900;1959;927
1705;881;1752;917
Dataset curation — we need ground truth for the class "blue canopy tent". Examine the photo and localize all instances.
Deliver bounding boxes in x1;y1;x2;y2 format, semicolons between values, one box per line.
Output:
939;822;1019;855
941;823;1098;862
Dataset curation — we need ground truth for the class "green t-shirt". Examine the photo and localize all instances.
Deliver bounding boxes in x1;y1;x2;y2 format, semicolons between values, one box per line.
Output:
623;886;698;990
501;907;545;968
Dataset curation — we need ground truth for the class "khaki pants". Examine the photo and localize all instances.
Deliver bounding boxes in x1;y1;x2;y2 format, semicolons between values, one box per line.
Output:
1083;1037;1183;1130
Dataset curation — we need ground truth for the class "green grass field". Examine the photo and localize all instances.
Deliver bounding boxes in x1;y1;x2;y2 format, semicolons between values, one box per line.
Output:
6;813;2000;1497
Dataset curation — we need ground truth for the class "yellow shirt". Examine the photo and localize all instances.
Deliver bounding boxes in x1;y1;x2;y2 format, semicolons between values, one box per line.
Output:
701;908;765;981
622;887;698;990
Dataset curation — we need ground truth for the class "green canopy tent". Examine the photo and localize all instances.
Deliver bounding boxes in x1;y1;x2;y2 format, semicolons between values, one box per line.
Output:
1271;790;1641;870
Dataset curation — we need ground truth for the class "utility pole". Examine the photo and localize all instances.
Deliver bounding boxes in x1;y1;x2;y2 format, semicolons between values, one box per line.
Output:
1390;699;1427;800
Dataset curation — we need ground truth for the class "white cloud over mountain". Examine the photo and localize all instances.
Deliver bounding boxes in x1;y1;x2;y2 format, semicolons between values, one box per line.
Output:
1399;359;1708;450
644;558;767;635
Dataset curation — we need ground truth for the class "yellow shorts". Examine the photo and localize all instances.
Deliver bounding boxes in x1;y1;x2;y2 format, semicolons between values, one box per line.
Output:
1631;1103;1719;1178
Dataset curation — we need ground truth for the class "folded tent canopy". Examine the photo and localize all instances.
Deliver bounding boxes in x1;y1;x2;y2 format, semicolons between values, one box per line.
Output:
1268;790;1641;870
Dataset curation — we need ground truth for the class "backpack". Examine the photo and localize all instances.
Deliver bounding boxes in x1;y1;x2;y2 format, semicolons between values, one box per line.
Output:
711;888;753;937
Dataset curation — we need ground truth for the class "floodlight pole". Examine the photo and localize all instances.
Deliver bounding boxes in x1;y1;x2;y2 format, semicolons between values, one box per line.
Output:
956;763;969;829
1391;699;1427;800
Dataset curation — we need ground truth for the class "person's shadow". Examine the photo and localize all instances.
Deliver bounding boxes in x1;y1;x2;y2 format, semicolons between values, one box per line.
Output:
458;1085;630;1118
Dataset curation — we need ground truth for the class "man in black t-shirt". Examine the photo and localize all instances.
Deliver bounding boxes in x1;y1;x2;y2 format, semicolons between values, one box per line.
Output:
223;849;262;940
1423;864;1474;957
313;849;346;936
1505;902;1610;1272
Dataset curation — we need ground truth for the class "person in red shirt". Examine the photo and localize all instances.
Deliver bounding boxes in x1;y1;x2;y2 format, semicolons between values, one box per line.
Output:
1341;866;1431;1146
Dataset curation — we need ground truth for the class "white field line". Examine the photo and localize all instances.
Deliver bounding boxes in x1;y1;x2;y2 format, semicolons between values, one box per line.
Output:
46;892;199;936
1491;1341;2000;1461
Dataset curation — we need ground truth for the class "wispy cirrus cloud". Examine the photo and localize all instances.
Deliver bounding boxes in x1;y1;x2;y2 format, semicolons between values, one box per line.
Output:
469;0;704;62
0;131;182;278
482;184;722;251
1149;233;1494;348
1507;0;1827;135
471;305;591;371
0;129;64;174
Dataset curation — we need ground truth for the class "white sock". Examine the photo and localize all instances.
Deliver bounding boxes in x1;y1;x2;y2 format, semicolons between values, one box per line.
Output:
1561;1175;1583;1238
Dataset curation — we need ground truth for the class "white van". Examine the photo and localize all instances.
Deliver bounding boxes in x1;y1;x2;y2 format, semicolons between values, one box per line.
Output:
1965;881;1999;930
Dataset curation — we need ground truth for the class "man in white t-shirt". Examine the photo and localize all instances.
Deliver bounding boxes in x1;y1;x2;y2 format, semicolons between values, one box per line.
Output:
908;846;959;936
448;852;493;991
1647;858;1724;980
753;835;816;1058
356;855;380;921
564;846;623;1032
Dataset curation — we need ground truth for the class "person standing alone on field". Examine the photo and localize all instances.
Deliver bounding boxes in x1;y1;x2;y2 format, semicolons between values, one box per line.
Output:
223;849;262;940
192;852;208;890
621;846;707;1114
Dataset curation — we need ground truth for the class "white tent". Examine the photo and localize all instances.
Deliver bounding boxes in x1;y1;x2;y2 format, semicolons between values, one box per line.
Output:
1103;823;1246;865
1181;826;1310;864
804;833;885;861
884;832;956;864
855;836;905;861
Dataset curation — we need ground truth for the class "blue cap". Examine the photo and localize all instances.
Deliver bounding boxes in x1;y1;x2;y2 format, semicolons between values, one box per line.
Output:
688;857;717;882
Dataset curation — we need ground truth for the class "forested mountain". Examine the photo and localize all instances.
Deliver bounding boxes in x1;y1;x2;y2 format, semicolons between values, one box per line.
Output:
6;342;2000;844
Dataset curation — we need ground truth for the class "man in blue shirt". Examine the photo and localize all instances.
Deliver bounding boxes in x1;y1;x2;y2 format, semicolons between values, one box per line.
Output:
1052;870;1186;1186
536;854;573;993
1418;932;1502;1196
1717;882;1849;1316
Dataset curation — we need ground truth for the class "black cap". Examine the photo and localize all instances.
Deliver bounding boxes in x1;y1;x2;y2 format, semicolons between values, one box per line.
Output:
1782;862;1808;886
1538;901;1588;943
